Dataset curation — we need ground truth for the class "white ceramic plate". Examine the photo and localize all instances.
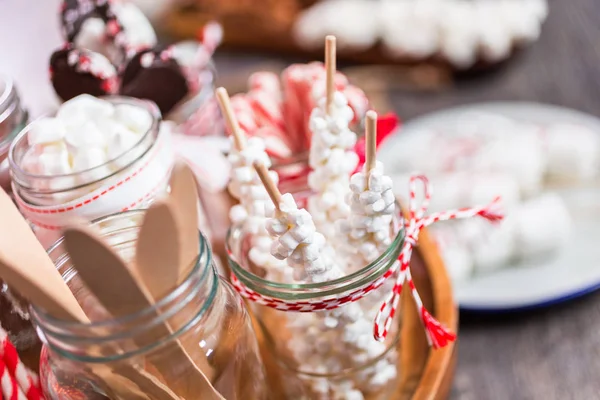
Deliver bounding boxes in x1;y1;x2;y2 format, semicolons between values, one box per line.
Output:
379;102;600;312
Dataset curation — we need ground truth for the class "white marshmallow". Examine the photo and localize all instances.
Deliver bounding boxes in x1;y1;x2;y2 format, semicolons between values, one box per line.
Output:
107;128;140;161
114;104;153;134
57;95;115;121
36;147;72;176
72;147;108;172
65;120;107;150
27;118;66;146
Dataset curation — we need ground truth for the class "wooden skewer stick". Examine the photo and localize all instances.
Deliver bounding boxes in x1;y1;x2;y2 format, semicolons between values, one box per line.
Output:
253;162;282;209
325;35;336;115
216;87;246;150
365;110;378;177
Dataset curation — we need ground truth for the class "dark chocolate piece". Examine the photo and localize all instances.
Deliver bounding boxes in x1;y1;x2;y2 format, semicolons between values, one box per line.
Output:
120;47;190;115
50;45;118;101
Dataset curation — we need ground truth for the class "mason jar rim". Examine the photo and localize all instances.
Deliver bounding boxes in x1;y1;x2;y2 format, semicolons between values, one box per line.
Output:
226;202;405;300
31;210;218;362
0;75;22;149
8;96;161;187
0;75;15;119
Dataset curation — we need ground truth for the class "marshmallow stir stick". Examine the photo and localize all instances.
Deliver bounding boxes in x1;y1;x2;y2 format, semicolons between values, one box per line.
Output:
307;36;359;240
256;161;340;282
338;111;396;273
217;88;292;281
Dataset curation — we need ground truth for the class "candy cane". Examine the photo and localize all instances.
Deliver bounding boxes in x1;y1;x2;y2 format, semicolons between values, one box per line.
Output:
0;327;42;400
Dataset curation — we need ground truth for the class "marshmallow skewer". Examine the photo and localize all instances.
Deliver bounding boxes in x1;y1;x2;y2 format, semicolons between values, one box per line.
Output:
307;35;359;241
217;87;292;281
339;111;396;273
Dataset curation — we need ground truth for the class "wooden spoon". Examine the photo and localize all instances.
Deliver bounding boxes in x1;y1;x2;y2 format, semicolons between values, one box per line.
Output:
64;223;224;400
167;161;201;282
0;188;173;400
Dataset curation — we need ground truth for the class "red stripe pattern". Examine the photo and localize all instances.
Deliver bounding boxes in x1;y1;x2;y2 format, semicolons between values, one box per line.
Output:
0;328;43;399
231;174;503;348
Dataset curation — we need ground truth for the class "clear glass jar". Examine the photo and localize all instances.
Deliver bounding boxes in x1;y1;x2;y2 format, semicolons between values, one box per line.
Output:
0;74;28;193
34;210;268;400
8;96;173;247
227;192;405;399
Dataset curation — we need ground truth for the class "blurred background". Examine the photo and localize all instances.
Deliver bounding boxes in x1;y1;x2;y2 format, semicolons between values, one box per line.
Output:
2;0;600;399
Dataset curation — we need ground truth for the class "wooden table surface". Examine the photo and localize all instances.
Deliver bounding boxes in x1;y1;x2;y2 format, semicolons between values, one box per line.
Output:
211;1;600;399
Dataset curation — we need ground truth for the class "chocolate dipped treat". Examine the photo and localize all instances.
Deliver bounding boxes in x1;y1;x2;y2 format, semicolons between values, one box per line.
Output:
120;47;190;115
50;45;118;101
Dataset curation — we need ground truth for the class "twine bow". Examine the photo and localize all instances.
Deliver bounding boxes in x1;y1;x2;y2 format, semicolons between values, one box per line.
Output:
373;175;503;347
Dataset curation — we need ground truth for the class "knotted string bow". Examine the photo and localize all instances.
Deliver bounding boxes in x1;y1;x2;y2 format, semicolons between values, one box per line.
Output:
373;175;503;348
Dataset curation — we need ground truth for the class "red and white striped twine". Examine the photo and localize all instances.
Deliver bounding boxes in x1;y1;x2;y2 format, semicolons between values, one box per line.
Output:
0;327;44;400
231;174;503;349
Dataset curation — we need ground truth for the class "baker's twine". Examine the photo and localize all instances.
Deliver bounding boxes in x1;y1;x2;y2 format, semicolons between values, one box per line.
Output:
373;175;503;348
230;174;503;349
0;326;44;400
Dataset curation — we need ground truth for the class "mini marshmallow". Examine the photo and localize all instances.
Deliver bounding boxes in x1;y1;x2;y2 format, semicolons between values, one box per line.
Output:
114;104;153;134
72;147;108;172
340;161;396;272
27;118;66;146
65;120;107;150
36;147;72;176
56;94;115;121
107;128;140;161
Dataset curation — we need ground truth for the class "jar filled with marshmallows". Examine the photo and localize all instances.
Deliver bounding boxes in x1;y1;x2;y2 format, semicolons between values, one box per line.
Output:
8;94;174;247
227;190;405;399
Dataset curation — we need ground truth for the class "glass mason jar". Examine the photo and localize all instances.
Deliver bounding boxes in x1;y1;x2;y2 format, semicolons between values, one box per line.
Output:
8;96;173;247
227;191;405;399
34;210;268;400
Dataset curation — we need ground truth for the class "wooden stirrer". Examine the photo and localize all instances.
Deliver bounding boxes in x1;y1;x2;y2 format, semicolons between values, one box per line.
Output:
167;161;202;283
216;87;246;150
365;110;378;178
325;35;337;115
253;162;282;209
